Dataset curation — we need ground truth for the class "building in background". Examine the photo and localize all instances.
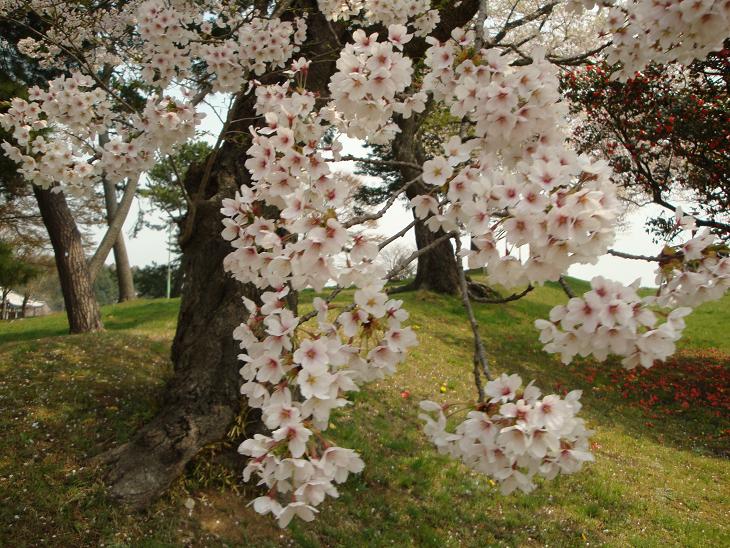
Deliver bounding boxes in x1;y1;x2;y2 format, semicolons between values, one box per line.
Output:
0;289;51;319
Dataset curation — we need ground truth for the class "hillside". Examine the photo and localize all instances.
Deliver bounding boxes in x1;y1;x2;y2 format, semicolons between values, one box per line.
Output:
0;280;728;547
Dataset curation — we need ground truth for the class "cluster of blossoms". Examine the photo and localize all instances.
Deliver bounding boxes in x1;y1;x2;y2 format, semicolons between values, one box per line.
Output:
534;276;692;369
199;16;307;92
419;374;593;495
655;223;730;308
328;28;422;143
0;0;309;194
317;0;440;36
599;0;730;78
535;212;730;369
222;66;420;525
414;36;620;288
135;0;308;89
134;0;199;85
0;72;201;193
10;0;131;69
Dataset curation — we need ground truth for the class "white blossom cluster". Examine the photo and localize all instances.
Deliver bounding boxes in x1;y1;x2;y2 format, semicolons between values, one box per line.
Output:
535;276;693;369
535;213;730;369
602;0;730;78
327;29;422;143
134;0;199;85
222;72;419;527
416;36;620;288
134;0;308;88
655;225;730;308
7;0;132;69
419;374;594;495
199;16;308;92
234;283;414;527
0;0;308;194
0;72;201;193
317;0;440;36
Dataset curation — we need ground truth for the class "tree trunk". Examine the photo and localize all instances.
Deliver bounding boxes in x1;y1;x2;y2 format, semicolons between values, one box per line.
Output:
392;115;461;295
33;185;103;333
410;209;461;293
100;0;480;510
1;289;8;320
21;292;29;318
101;5;345;509
102;178;136;302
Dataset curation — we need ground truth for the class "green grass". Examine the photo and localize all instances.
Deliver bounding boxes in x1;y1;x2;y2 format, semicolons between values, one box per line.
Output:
0;286;728;547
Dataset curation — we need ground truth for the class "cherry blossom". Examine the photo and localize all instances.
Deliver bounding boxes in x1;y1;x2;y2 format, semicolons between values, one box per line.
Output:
419;375;593;495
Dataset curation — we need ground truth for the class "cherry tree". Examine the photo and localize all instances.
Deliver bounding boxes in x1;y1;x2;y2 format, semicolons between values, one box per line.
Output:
1;0;729;524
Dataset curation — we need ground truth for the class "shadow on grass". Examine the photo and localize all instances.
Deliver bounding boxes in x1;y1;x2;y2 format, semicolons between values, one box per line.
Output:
0;333;174;546
0;298;180;346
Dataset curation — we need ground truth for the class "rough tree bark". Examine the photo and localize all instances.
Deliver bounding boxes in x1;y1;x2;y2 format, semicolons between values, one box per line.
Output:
102;178;136;302
101;4;345;509
33;185;103;333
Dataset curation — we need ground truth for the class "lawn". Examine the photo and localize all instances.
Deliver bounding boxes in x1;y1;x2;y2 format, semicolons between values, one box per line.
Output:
0;281;728;547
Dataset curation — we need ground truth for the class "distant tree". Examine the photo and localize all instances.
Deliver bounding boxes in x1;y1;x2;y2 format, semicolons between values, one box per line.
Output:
356;110;463;296
1;19;137;328
138;141;213;254
13;253;55;315
133;261;182;299
378;243;417;282
93;265;120;306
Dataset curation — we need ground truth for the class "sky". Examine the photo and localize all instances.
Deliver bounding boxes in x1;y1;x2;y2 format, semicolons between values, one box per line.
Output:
93;96;666;288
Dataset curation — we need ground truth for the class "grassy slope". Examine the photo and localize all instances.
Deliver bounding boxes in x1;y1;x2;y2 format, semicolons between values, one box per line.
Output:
0;283;728;547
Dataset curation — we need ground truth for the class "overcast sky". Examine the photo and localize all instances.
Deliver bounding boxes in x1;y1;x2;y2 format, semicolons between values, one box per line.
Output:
94;95;666;288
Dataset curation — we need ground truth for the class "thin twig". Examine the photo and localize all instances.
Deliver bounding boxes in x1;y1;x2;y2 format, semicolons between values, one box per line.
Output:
384;231;457;279
455;236;492;403
343;174;422;228
339;155;423;171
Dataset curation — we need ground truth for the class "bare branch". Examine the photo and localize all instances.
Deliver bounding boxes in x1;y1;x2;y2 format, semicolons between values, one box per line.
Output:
385;231;457;280
338;155;423;171
557;276;576;298
455;236;492;403
379;218;418;251
607;249;660;262
491;2;558;44
343;174;422;228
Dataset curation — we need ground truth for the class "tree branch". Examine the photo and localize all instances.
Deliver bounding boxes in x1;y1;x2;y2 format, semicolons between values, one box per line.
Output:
607;249;660;261
454;236;492;403
339;155;423;171
87;176;139;281
557;276;576;298
343;174;422;228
